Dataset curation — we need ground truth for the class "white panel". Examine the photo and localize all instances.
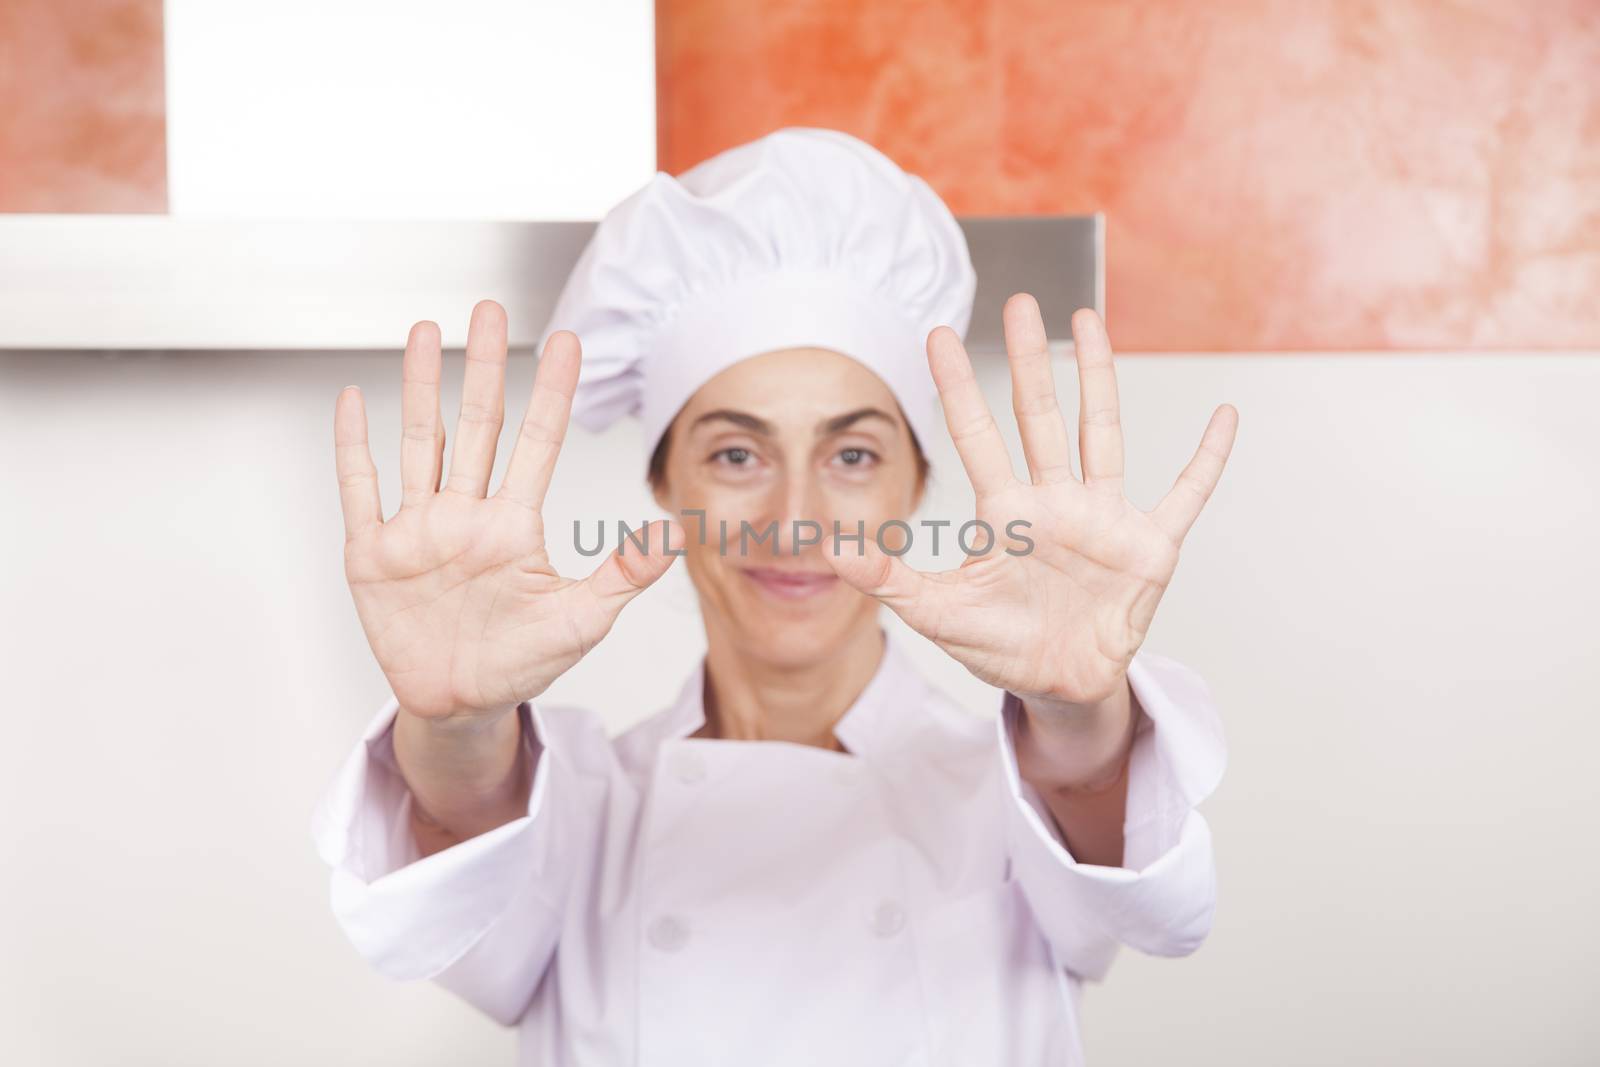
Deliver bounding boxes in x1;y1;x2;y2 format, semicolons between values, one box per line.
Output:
163;0;655;219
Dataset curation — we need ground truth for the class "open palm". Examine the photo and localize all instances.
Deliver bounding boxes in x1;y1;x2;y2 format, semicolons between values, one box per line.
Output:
825;296;1237;707
333;301;679;722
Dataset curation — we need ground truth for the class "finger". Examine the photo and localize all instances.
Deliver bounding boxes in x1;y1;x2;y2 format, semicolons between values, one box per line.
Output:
499;329;580;510
1003;293;1077;485
927;325;1017;497
443;299;509;497
334;386;383;542
1150;404;1239;543
1071;308;1125;487
819;527;944;636
581;519;684;607
399;320;444;509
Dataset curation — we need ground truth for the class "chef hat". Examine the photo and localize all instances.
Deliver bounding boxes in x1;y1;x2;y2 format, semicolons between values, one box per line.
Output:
536;126;977;466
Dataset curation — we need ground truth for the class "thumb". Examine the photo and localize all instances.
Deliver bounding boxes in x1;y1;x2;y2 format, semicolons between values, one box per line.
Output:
582;519;684;610
820;525;935;626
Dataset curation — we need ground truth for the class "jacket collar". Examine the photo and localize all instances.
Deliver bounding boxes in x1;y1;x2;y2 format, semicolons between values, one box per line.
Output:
649;627;924;759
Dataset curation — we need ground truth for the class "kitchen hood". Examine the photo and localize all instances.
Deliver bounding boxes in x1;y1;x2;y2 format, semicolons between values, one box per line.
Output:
0;215;1101;352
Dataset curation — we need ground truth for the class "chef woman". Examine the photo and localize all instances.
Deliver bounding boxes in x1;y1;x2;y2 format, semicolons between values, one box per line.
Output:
315;128;1238;1065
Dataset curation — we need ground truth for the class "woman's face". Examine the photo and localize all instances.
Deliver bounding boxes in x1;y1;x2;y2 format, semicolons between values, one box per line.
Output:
652;347;925;669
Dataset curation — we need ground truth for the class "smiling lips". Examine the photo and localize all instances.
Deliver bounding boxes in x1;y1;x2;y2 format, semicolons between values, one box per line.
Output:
741;567;840;600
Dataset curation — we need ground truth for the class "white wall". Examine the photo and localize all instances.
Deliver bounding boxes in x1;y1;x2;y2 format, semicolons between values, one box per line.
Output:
1;341;1596;1065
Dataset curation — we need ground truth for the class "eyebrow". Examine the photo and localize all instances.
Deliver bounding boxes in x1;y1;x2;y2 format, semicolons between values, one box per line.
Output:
689;407;900;438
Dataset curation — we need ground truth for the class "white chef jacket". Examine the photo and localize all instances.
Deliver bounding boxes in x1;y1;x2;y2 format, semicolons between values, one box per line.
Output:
310;633;1225;1066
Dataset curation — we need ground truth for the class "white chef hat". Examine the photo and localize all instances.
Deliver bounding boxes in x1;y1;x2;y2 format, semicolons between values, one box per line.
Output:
536;126;977;466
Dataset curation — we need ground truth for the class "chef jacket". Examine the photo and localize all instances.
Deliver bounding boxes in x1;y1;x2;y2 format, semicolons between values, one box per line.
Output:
310;632;1225;1065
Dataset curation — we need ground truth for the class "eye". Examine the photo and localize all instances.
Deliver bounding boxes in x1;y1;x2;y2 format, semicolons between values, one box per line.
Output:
711;446;753;467
834;447;879;468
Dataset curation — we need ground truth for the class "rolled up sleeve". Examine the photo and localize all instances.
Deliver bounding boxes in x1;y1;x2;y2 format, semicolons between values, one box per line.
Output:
996;650;1227;982
309;697;583;1024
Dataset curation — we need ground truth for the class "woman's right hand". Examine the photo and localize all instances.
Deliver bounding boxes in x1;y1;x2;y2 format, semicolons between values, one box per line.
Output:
333;300;681;726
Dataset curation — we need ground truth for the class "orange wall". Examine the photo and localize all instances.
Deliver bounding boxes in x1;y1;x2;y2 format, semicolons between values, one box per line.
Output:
0;0;166;213
657;0;1600;351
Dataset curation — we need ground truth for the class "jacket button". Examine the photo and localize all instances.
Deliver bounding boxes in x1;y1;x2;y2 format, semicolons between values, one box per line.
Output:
647;915;690;952
871;899;905;938
672;749;706;785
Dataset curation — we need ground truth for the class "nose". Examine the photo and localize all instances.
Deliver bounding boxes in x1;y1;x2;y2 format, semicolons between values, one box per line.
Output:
760;469;828;558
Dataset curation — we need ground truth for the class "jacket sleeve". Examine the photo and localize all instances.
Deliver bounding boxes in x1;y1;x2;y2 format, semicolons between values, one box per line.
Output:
309;695;596;1025
996;650;1227;982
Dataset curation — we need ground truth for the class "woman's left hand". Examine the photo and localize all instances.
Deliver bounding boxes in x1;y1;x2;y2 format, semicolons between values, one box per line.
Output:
823;295;1237;712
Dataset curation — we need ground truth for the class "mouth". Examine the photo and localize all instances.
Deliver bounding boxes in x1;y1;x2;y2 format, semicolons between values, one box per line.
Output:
740;566;840;601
